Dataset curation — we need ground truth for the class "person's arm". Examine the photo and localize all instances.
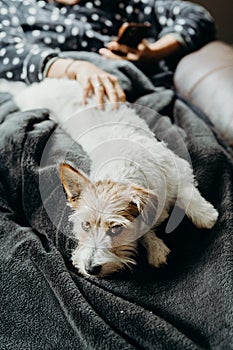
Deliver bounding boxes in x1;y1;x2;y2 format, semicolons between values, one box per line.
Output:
0;0;125;106
0;0;59;83
48;0;80;4
100;0;216;62
0;0;107;83
153;0;216;52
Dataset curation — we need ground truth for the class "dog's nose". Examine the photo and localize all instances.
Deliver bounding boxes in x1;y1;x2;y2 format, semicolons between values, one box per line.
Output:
86;265;102;276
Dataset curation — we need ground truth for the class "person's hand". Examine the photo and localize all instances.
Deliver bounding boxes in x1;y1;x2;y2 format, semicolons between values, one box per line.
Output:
47;59;126;109
99;35;182;63
100;40;158;62
51;0;81;5
66;60;126;109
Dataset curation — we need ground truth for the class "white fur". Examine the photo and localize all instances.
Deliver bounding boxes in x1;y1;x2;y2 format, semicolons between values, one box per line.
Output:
0;78;218;276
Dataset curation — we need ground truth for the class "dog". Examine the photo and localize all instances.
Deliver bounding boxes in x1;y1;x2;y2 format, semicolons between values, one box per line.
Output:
4;78;218;278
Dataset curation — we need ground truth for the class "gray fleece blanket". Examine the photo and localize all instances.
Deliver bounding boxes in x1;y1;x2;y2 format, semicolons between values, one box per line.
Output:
0;54;232;350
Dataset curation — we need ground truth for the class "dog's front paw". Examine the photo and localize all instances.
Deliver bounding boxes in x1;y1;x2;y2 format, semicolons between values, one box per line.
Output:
147;242;170;268
142;231;171;268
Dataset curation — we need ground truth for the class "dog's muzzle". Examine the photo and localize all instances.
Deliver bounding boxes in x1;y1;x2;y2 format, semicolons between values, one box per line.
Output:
85;264;102;276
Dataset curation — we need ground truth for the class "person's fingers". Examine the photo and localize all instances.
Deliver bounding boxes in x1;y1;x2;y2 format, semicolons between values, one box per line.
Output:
137;41;146;51
100;48;140;62
99;48;123;60
107;41;138;54
101;74;126;108
114;81;126;103
54;0;80;4
108;75;126;104
91;76;105;109
81;78;92;105
140;39;150;47
100;75;119;109
106;41;118;49
126;52;140;61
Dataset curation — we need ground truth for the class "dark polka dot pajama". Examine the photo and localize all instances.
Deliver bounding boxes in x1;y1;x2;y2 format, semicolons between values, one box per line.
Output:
0;0;216;84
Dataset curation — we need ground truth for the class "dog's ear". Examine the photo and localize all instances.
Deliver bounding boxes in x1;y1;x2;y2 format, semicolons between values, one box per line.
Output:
131;185;158;227
59;163;91;205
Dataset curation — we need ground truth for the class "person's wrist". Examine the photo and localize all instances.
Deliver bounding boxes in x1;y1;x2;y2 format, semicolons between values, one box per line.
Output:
148;44;165;60
46;58;75;78
66;60;93;79
149;34;182;60
65;59;79;79
42;56;59;79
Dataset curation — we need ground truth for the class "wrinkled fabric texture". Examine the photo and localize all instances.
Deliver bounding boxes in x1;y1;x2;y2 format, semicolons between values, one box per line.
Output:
0;57;232;350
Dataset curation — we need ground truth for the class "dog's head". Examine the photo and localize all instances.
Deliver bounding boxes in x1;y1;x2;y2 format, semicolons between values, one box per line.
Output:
59;163;158;277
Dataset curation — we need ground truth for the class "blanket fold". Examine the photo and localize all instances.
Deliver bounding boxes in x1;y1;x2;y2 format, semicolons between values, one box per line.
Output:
0;61;232;350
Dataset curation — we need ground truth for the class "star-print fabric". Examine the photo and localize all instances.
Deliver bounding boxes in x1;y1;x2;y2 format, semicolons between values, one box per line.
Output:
0;0;216;84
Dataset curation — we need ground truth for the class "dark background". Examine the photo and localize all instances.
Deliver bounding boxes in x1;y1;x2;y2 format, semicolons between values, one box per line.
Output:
192;0;233;44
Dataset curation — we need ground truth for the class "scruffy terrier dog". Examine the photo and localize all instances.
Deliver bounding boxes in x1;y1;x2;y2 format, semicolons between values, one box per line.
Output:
8;78;218;278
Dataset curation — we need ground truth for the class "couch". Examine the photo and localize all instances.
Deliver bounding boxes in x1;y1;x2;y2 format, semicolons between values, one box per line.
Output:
174;40;233;146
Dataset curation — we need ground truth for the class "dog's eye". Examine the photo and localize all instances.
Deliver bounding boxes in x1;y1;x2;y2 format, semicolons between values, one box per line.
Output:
107;225;123;237
81;221;91;231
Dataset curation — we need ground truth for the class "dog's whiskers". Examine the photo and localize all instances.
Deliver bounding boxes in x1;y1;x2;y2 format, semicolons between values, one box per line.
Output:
123;258;137;269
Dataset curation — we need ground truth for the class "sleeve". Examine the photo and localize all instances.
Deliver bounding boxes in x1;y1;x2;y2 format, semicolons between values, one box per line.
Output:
0;0;59;84
154;0;217;51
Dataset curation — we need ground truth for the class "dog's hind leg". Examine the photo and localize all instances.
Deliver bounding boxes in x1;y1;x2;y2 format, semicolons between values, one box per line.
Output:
177;185;218;229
